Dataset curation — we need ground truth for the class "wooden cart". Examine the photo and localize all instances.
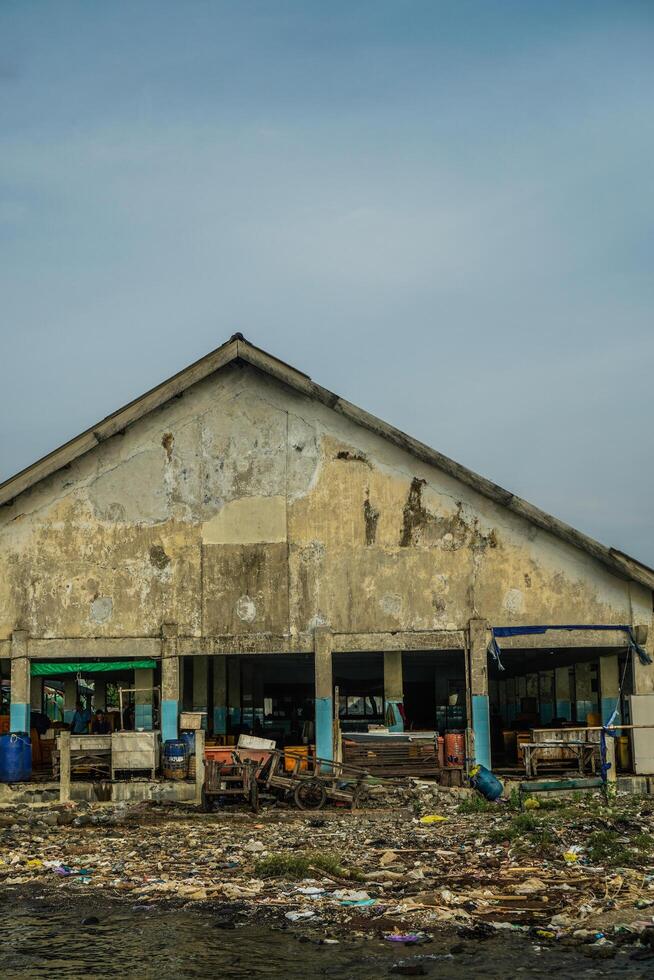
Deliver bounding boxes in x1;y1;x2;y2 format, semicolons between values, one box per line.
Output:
201;754;260;813
258;749;369;810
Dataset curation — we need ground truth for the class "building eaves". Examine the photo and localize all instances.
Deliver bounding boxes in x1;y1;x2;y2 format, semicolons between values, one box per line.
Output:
2;333;653;593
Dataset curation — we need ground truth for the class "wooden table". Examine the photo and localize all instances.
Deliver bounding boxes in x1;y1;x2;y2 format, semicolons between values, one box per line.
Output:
522;740;596;778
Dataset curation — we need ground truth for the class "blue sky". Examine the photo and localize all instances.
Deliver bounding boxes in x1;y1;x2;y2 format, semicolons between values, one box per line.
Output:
1;1;653;562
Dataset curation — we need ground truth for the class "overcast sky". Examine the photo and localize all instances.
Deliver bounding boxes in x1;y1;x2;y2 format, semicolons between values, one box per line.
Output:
1;1;653;564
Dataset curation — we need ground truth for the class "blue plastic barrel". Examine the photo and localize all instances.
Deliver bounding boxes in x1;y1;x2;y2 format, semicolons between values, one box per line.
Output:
180;731;196;757
163;739;188;780
471;764;503;801
0;733;32;783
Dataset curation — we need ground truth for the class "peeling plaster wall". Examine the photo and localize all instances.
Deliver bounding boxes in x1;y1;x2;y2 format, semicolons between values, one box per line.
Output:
0;363;645;642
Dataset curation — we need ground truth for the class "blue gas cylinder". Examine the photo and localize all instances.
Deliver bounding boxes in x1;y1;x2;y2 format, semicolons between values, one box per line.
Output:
470;764;503;801
180;731;196;757
0;733;32;782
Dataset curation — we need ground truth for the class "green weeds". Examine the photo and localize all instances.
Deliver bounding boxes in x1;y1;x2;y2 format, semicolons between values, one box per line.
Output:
255;850;364;881
458;795;494;815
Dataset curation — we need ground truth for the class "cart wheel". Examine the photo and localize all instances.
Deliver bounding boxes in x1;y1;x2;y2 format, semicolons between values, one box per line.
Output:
201;784;213;813
294;779;327;810
351;784;368;809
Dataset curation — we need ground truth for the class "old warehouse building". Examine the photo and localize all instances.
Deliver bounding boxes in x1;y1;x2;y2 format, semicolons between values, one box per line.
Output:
1;334;653;776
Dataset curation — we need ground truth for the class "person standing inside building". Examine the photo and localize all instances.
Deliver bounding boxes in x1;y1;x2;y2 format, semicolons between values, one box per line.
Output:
70;699;91;734
91;708;111;734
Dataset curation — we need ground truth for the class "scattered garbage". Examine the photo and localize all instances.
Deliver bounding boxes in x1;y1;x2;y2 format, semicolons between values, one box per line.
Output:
0;781;652;954
285;910;316;921
332;889;370;902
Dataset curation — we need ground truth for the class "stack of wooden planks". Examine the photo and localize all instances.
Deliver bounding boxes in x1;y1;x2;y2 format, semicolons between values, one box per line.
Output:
342;736;440;777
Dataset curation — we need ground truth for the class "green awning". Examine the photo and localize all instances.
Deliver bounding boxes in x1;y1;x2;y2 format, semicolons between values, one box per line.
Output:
31;660;157;676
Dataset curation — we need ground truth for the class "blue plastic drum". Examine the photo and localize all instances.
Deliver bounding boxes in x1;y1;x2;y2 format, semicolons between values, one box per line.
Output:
162;739;188;780
0;733;32;783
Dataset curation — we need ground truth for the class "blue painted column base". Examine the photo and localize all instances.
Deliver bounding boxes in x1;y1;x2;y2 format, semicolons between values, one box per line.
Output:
385;699;404;733
228;707;242;728
213;705;227;735
315;697;333;765
161;700;179;743
540;703;554;724
135;704;153;731
601;697;621;729
471;694;491;770
556;699;572;721
576;700;593;723
10;702;30;734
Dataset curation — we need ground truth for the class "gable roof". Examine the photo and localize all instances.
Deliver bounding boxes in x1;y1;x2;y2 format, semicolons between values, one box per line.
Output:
2;333;654;591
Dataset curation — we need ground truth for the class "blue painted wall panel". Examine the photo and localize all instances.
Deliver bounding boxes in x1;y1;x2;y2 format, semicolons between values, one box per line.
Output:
10;702;30;734
161;700;179;742
315;697;333;764
472;694;491;770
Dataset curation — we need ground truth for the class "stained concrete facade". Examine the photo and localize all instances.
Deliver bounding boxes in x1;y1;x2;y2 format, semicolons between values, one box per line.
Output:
1;337;653;767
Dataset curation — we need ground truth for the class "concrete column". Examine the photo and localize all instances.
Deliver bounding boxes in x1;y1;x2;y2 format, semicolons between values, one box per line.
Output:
241;661;255;731
194;729;205;805
30;676;43;713
192;655;208;730
599;654;620;725
228;658;242;729
498;677;507;723
253;664;264;732
469;618;491;770
539;671;554;724
10;630;30;734
59;731;71;803
63;678;77;725
213;656;227;734
94;679;106;711
134;668;154;730
575;662;592;722
314;628;334;764
161;624;179;742
505;677;516;724
555;667;571;721
383;651;404;732
632;624;654;695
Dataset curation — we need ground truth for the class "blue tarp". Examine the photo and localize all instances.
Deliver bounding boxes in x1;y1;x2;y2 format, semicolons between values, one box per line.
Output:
487;625;651;672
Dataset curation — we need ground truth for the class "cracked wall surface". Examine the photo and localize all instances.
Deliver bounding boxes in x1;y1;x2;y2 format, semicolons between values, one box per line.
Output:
0;362;646;642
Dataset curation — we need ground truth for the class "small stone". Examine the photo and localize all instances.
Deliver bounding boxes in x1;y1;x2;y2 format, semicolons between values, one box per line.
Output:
515;877;546;895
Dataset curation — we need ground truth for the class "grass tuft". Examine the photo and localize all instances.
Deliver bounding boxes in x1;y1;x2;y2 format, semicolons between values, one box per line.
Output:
255;850;363;881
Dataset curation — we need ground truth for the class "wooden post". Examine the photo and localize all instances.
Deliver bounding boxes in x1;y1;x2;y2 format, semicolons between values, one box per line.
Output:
606;735;618;794
194;729;205;805
59;731;71;803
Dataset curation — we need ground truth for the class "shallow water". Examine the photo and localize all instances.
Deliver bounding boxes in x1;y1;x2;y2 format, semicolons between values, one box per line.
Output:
0;896;652;979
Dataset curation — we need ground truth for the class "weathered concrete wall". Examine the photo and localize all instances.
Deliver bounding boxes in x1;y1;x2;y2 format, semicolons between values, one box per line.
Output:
0;363;648;642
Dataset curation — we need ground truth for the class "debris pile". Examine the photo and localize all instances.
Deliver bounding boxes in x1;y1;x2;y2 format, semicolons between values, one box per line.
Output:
1;784;654;960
